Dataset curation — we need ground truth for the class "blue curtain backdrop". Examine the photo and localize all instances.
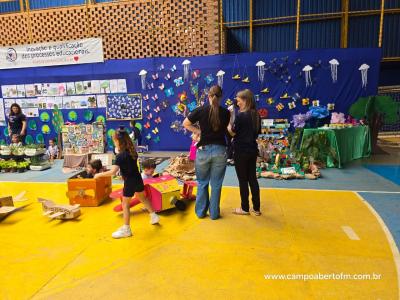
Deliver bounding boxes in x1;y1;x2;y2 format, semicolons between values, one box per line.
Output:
0;48;381;151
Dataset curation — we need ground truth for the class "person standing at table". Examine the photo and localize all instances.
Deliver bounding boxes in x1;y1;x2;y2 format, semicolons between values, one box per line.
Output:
228;89;261;216
8;103;27;144
183;85;230;220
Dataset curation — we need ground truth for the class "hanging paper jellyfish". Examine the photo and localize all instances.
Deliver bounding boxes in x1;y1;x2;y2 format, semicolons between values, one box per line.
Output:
329;59;339;83
182;59;191;82
256;61;266;83
359;63;370;88
302;65;313;87
216;70;225;88
139;70;147;90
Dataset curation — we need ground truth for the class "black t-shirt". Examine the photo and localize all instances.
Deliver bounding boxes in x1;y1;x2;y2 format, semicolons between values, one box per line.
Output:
188;105;230;147
8;113;26;134
232;111;261;154
115;150;141;179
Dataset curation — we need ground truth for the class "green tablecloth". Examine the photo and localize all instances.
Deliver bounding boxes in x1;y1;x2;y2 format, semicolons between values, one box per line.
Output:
300;126;371;168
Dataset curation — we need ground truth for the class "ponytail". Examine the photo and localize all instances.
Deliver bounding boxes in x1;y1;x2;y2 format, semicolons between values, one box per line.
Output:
208;85;223;131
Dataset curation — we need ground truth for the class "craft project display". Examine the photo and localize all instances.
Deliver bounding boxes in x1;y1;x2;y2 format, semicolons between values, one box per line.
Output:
62;123;105;154
38;198;81;220
107;94;142;120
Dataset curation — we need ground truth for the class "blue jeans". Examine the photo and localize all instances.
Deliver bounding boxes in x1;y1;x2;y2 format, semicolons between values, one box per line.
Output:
195;144;227;219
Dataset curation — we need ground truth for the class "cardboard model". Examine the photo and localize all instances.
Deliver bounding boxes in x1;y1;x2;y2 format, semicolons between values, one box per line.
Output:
38;198;81;220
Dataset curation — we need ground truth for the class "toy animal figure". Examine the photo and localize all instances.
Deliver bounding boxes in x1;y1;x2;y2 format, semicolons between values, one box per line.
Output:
38;198;81;220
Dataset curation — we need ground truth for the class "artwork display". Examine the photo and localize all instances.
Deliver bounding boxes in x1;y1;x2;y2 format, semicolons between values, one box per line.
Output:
107;94;142;120
61;123;105;154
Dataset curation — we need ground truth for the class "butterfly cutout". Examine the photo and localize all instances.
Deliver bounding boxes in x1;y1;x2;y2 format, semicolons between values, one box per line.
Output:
143;94;149;101
165;73;171;80
177;103;186;112
174;77;184;87
154;117;162;124
154;106;161;113
152;127;159;134
153;136;160;143
170;65;177;72
147;113;153;120
146;133;152;140
147;82;154;90
144;122;151;129
312;100;320;107
204;74;214;85
164;87;174;97
178;91;187;102
276;103;284;111
190;83;198;95
267;98;275;105
158;64;164;71
327;103;335;110
144;105;150;112
161;100;169;110
302;98;310;106
192;70;201;80
225;99;233;106
152;94;158;101
288;101;296;110
187;101;197;112
152;73;159;80
158;83;165;90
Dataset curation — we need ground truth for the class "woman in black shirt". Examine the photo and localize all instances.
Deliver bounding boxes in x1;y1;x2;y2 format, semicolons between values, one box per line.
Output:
228;89;261;216
183;85;230;220
8;103;27;143
95;127;160;238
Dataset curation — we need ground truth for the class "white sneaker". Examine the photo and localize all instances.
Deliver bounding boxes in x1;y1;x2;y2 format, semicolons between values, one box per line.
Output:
112;225;132;239
150;212;160;225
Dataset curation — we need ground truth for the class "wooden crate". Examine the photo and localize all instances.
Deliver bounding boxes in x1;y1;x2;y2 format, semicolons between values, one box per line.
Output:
67;174;112;207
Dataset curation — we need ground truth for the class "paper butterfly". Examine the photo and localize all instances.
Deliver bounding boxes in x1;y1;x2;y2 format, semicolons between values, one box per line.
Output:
170;65;177;72
312;100;320;107
158;64;164;71
152;127;159;134
158;83;165;90
302;98;310;106
164;87;174;97
143;94;149;101
225;99;233;106
147;113;153;120
153;136;160;143
144;105;150;112
327;103;335;110
276;103;284;111
178;91;187;102
174;77;184;87
190;83;198;96
144;122;151;129
154;117;162;124
154;106;161;113
292;93;301;100
165;73;171;80
192;70;200;80
288;102;296;110
147;82;154;90
146;133;152;140
161;100;169;110
177;103;186;112
171;104;178;113
267;98;275;105
204;74;214;85
152;94;158;101
152;73;159;80
187;101;197;112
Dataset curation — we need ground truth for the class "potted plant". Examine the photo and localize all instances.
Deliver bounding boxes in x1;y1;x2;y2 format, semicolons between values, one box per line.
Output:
9;160;17;172
0;145;11;156
12;145;25;156
17;162;26;173
349;95;400;153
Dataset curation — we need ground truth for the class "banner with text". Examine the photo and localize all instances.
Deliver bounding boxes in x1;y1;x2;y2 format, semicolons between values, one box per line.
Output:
0;38;104;69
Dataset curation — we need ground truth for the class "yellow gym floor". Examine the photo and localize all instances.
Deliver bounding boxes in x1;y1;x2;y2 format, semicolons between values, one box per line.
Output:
0;182;398;299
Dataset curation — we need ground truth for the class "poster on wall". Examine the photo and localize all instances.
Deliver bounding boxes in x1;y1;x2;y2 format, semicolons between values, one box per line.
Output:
61;123;105;154
96;94;107;108
1;85;17;98
0;38;104;70
62;95;97;109
117;79;127;93
37;96;63;109
0;98;6;126
106;94;142;120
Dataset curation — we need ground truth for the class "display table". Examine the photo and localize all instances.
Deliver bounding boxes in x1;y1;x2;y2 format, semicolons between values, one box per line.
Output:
300;126;371;168
63;153;89;169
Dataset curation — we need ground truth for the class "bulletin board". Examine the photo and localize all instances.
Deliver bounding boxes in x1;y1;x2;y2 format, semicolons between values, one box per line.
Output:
106;93;142;120
61;123;105;154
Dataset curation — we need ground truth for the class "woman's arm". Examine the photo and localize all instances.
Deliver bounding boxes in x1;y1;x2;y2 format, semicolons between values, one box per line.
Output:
94;165;119;178
183;118;200;136
21;120;27;135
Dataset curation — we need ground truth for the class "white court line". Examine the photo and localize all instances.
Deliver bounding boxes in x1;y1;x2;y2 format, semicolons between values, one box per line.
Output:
355;192;400;298
341;226;360;240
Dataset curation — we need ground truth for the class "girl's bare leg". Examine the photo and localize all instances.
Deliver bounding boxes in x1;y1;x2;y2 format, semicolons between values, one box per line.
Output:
135;191;154;213
122;196;131;225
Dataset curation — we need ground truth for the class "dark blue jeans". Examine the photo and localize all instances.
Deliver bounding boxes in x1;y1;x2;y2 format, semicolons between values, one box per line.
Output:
195;144;227;219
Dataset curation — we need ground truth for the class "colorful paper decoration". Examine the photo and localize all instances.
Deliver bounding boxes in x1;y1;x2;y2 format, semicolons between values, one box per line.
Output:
261;87;269;93
25;135;34;144
242;77;250;83
192;70;200;80
154;117;162;124
216;70;225;88
143;94;149;101
288;102;296;110
359;63;370;88
302;65;313;87
152;127;159;134
36;133;44;144
158;83;165;90
232;74;240;80
256;61;266;83
144;105;150;112
177;103;186;112
190;83;198;96
107;94;142;120
144;122;151;129
139;70;147;90
68;110;78;121
28;119;37;130
41;124;51;134
170;65;177;72
276;103;284;111
170;120;183;132
147;113;153;120
146;82;154;90
174;77;184;87
158;64;164;71
327;103;335;110
179;91;187;102
3;127;8;137
153;136;160;143
40;111;50;122
135;122;142;131
146;134;152;140
182;60;190;81
165;73;171;80
152;73;159;80
161;100;169;110
151;94;158;101
164;87;174;97
302;98;310;106
267;98;275;105
154;106;161;113
329;59;339;83
312;100;320;107
258;108;268;118
280;93;290;99
187;101;197;112
84;110;94;121
225;98;233;106
204;74;214;85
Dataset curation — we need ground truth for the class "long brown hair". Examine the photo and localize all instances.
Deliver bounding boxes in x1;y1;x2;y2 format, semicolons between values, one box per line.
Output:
113;127;138;160
236;89;260;135
9;103;22;116
208;85;223;131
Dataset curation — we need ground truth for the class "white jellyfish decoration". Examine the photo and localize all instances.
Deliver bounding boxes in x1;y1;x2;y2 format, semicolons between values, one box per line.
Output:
302;65;313;87
329;59;339;83
256;61;266;83
139;70;147;90
216;70;225;88
359;63;370;88
182;59;191;82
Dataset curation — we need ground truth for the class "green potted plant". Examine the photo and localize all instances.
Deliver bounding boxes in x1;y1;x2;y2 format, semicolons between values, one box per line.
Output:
17;161;26;173
349;95;400;153
9;160;17;172
0;145;11;156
